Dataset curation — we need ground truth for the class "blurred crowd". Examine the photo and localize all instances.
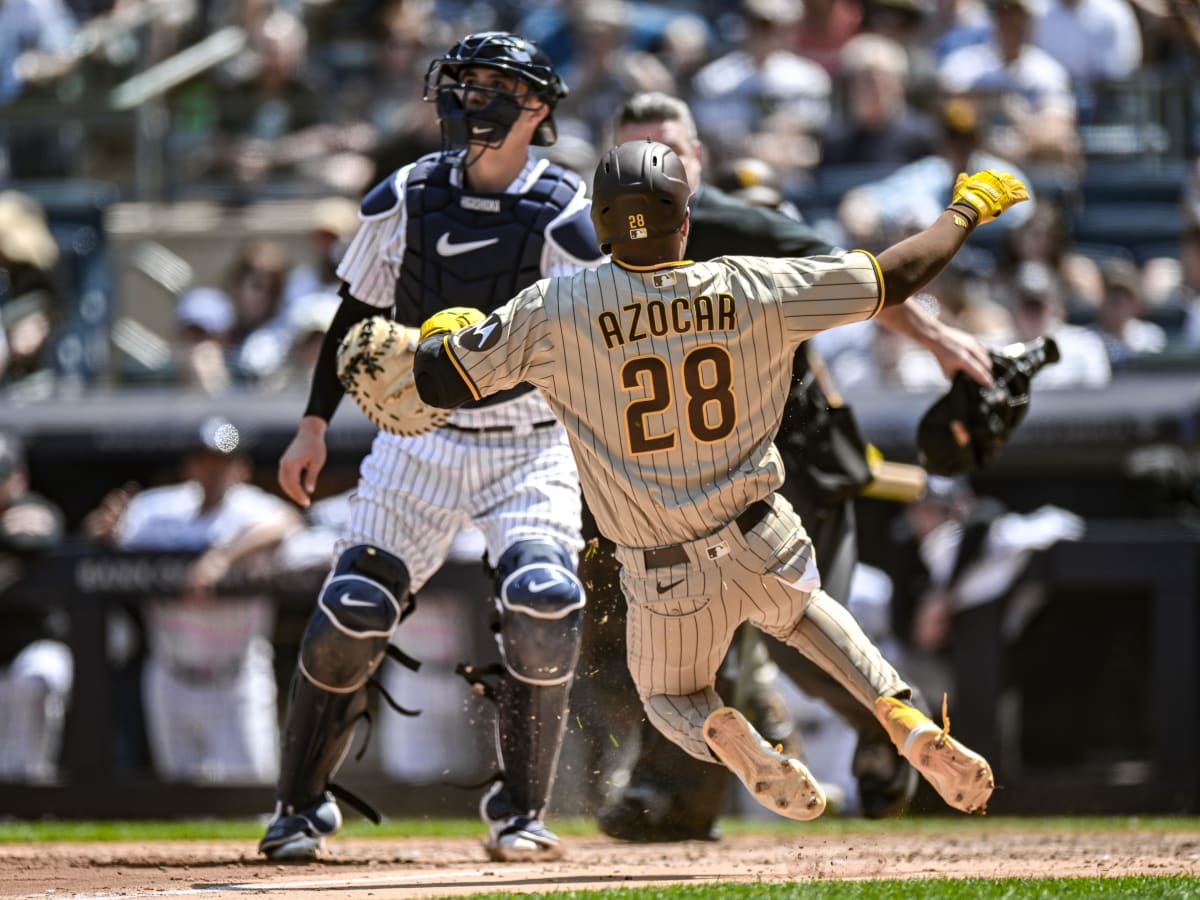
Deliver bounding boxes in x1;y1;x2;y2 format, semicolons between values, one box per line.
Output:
2;0;1200;805
1;0;1200;396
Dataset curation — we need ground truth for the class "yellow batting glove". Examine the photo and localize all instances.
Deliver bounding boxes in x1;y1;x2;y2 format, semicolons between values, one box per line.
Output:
419;307;485;342
948;170;1030;228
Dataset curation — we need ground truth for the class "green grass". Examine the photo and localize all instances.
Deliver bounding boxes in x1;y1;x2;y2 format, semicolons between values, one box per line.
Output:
463;879;1200;899
0;815;1196;842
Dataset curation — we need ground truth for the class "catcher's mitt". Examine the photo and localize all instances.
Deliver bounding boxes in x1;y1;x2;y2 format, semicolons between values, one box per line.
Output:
336;316;451;436
917;336;1060;476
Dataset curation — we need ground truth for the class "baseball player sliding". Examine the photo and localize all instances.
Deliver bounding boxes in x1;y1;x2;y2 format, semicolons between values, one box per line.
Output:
412;140;1029;820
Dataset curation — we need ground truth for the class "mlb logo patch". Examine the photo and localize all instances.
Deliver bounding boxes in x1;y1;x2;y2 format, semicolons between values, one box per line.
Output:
629;227;648;240
652;272;676;288
705;541;730;561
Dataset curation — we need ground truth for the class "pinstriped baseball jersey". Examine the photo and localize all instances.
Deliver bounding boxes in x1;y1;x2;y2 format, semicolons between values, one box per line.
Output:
331;150;604;590
442;251;884;548
336;151;601;430
337;153;597;312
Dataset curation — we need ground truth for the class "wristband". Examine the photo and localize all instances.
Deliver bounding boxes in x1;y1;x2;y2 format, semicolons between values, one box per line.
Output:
945;202;980;230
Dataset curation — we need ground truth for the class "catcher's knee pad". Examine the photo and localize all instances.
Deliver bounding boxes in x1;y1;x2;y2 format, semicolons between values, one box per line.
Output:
299;545;412;693
493;541;585;686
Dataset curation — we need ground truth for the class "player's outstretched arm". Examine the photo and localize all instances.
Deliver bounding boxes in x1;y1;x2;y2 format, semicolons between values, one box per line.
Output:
875;170;1028;311
413;307;486;410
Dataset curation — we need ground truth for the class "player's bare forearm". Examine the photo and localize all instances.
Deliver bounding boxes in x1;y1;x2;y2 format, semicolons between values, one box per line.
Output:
875;300;993;387
877;169;1028;310
414;336;476;409
875;212;972;310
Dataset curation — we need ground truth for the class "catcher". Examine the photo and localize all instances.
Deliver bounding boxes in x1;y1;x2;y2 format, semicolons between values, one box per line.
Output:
259;31;606;863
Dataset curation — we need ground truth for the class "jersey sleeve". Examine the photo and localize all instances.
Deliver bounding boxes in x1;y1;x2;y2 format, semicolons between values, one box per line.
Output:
769;250;884;342
443;281;551;401
335;163;417;309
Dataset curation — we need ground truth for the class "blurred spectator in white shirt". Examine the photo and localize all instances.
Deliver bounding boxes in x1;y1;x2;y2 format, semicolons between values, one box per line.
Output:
938;0;1079;166
279;197;358;323
837;97;1035;248
0;0;78;104
1090;257;1167;365
1007;260;1112;387
691;0;831;175
1033;0;1142;86
174;286;235;396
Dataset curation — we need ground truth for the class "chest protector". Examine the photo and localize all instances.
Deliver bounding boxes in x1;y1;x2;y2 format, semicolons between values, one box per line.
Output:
395;157;583;325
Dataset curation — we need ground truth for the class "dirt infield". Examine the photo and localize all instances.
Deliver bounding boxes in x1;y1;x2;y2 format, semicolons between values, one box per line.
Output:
3;828;1199;899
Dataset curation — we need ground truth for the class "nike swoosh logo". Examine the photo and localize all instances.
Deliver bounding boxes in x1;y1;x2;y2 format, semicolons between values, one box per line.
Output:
472;125;491;134
436;232;500;257
339;592;375;608
656;579;685;594
529;575;563;592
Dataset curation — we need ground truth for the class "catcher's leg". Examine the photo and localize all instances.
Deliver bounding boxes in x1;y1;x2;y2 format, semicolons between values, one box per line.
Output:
481;540;584;862
260;545;411;860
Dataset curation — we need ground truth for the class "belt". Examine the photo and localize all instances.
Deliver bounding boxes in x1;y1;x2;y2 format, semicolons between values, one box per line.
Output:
642;499;772;570
442;420;558;435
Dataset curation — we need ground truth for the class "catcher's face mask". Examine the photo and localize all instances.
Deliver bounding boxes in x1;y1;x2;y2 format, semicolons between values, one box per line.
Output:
426;65;541;151
423;32;565;153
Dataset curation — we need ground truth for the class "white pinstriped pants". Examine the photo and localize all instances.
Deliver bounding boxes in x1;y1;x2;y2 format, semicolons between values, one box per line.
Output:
337;424;584;590
615;492;910;762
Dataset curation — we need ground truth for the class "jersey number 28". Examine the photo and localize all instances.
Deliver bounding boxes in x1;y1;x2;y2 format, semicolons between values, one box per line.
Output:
621;346;736;454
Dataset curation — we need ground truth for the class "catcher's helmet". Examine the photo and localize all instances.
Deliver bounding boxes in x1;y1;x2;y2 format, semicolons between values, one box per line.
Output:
591;140;692;254
423;31;567;149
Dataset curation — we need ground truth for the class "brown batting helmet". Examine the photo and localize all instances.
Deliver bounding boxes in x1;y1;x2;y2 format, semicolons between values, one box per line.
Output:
591;140;692;254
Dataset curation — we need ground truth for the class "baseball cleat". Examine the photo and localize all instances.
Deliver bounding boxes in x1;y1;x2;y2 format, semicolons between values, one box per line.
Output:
258;793;342;861
480;780;565;862
703;706;826;821
483;814;566;862
874;695;994;814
